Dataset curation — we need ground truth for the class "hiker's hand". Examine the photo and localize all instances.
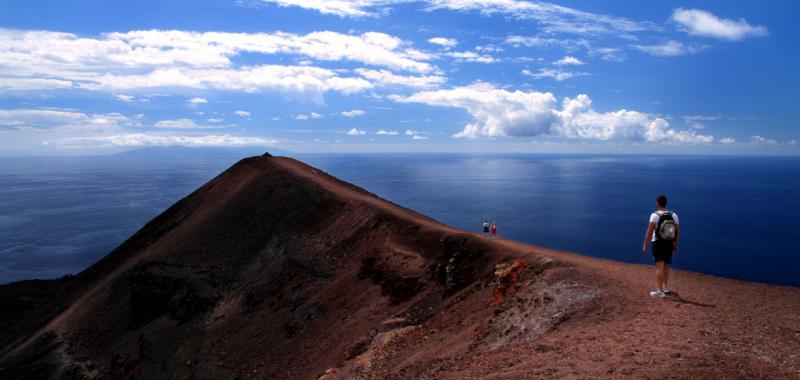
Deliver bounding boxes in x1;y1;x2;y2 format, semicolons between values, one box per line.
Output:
673;242;678;252
642;244;648;253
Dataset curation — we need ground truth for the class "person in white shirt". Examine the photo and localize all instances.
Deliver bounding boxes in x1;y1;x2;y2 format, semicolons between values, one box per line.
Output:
642;195;680;298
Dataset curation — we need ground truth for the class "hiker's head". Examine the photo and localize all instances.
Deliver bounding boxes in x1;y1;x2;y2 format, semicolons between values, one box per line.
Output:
656;195;667;208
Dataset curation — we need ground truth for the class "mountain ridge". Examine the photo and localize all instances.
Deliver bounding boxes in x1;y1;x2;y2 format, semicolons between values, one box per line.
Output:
1;154;798;379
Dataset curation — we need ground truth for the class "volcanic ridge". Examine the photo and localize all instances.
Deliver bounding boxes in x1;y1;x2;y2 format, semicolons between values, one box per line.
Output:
1;155;798;379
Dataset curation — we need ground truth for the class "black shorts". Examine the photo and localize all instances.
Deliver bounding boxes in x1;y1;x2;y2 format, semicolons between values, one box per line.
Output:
483;227;489;233
651;241;674;264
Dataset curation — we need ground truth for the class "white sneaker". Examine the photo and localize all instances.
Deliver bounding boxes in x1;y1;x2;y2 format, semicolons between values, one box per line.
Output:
663;287;670;294
649;290;665;298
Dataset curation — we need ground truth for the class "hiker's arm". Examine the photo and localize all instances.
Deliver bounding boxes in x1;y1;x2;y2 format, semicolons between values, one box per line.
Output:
643;223;655;253
673;224;680;252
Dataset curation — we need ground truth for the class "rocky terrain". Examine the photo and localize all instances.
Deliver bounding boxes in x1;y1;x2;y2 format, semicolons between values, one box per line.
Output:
1;154;798;379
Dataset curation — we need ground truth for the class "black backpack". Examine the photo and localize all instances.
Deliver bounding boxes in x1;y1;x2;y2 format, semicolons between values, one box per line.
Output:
655;211;677;241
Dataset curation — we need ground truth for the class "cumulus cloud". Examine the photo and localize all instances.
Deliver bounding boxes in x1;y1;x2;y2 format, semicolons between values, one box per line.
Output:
720;137;735;144
295;112;321;120
750;135;777;145
553;56;584;65
0;109;131;131
671;8;768;40
53;133;274;148
376;129;399;135
355;68;446;88
260;0;400;17
188;97;207;104
258;1;655;36
347;127;366;135
155;119;197;129
391;83;713;143
341;109;366;117
403;129;429;139
522;68;588;81
115;94;135;102
234;110;251;117
633;40;704;57
444;51;498;63
428;37;458;48
207;118;224;123
154;118;224;129
0;28;435;97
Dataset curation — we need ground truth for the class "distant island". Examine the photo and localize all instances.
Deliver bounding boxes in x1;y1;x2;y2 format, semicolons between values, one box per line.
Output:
1;155;797;379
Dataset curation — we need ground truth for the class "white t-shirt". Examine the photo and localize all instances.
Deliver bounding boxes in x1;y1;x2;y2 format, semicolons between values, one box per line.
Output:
649;210;679;242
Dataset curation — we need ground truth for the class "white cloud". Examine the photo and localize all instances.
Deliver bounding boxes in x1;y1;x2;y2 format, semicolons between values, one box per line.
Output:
444;51;498;63
355;68;446;88
0;28;434;96
115;94;135;102
671;8;768;41
311;112;321;119
341;109;366;117
425;0;655;36
53;133;274;148
260;0;400;17
404;129;428;139
272;1;657;36
208;118;224;123
347;127;366;135
189;97;207;104
154;118;222;129
391;83;713;143
683;114;719;121
633;40;704;57
720;137;735;144
428;37;458;48
295;114;309;120
234;110;251;117
0;77;73;91
262;1;655;36
750;135;777;145
553;56;584;65
0;109;131;131
376;129;399;135
521;68;588;81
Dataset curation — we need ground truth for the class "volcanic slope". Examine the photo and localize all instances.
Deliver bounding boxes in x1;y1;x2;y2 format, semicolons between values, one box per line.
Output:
1;155;799;379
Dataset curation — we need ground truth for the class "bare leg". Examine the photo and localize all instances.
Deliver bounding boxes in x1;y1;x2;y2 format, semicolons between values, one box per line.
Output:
655;262;664;292
664;264;670;289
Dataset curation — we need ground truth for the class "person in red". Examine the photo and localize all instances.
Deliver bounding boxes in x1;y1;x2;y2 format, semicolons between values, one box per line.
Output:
490;222;498;239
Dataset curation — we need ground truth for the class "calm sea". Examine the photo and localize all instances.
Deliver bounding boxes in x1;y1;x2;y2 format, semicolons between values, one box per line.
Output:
1;153;798;286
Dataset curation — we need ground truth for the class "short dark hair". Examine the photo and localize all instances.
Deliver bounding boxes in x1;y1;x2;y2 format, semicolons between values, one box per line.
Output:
656;195;667;208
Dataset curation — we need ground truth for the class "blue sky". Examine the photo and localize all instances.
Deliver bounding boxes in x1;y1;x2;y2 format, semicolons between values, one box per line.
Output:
0;0;797;155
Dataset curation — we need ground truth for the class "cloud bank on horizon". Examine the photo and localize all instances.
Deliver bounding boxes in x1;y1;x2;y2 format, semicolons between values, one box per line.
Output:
0;0;796;154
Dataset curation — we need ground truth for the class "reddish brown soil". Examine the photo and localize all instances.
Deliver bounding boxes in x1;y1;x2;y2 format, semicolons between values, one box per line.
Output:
1;154;798;379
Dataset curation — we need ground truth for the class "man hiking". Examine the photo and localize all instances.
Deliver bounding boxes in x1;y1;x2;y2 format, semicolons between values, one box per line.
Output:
482;220;490;235
642;195;680;298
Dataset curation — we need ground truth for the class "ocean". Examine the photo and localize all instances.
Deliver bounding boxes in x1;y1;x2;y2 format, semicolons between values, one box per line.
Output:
1;153;798;286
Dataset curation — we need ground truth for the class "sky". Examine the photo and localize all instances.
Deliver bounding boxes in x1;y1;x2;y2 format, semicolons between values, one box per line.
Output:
0;0;798;155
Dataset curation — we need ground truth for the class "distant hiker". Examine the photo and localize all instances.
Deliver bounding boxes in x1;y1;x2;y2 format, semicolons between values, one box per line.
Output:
483;220;490;235
491;222;498;239
643;195;680;298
